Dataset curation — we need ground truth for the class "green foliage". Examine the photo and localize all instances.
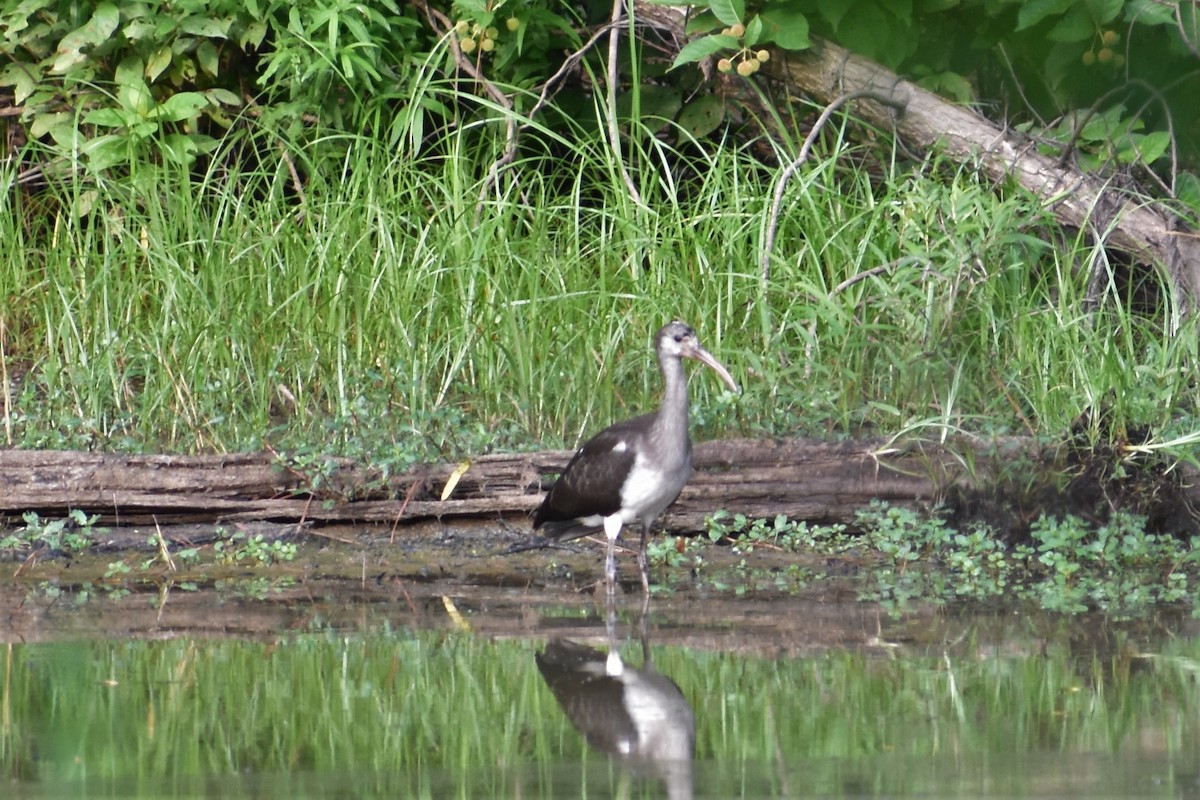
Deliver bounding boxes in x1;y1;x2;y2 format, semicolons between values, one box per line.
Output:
212;527;298;566
692;501;1200;614
0;0;265;171
0;510;102;556
1027;103;1173;172
669;0;1199;178
448;0;580;86
704;509;851;554
0;0;435;173
845;501;1198;615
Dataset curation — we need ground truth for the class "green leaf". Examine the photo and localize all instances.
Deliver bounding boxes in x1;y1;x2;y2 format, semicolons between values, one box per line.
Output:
0;63;36;105
759;6;810;49
205;87;242;106
1177;172;1200;217
196;40;219;77
684;10;722;36
819;0;855;29
1080;104;1128;141
1016;0;1074;31
1124;0;1177;26
670;33;739;70
122;20;157;42
29;111;72;139
151;92;209;123
618;85;681;130
51;2;120;73
82;134;131;173
179;16;231;38
241;21;268;49
708;0;744;27
1046;5;1092;42
1085;0;1124;25
115;56;153;116
146;46;173;82
915;70;975;103
161;133;217;165
676;94;725;139
1122;131;1171;165
1041;41;1081;95
114;56;140;88
525;8;582;45
83;107;132;128
744;14;764;46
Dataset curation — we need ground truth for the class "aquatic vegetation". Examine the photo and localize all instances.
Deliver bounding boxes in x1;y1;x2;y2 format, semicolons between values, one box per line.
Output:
699;502;1200;616
0;510;101;558
212;527;298;567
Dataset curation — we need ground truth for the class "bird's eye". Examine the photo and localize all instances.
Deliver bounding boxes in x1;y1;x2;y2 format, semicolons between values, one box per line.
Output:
674;334;683;342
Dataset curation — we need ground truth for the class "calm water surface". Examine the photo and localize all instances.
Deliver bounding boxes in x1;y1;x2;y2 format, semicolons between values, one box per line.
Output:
3;581;1199;798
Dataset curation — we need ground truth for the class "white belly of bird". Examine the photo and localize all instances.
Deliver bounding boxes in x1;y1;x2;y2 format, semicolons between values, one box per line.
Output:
619;453;689;526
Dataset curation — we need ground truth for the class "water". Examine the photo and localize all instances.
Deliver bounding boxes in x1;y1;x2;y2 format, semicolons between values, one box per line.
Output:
3;579;1200;798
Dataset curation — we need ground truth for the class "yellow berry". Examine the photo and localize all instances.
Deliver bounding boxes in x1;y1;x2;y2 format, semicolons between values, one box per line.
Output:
757;49;769;62
506;17;519;31
480;37;495;52
1097;47;1113;63
1082;50;1095;65
717;58;733;73
460;37;476;52
1101;29;1119;45
454;19;468;34
486;26;499;39
729;23;745;37
736;58;754;76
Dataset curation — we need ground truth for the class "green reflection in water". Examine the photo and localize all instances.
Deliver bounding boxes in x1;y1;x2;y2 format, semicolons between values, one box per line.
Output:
2;631;1199;797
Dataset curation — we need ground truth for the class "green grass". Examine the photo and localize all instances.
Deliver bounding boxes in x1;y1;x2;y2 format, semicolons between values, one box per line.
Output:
3;627;1199;797
3;99;1198;465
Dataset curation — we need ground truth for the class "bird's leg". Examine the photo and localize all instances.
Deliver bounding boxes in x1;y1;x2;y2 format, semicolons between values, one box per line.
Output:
637;523;651;595
637;590;651;665
603;514;623;595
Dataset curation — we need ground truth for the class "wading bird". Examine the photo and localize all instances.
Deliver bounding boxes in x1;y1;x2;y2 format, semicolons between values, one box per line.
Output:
532;321;739;593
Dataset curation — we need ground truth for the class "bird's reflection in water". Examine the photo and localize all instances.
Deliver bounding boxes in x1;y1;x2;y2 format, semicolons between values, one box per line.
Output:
536;605;695;799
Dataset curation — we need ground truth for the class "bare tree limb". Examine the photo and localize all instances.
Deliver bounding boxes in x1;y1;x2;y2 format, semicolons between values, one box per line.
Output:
763;36;1200;326
607;0;642;205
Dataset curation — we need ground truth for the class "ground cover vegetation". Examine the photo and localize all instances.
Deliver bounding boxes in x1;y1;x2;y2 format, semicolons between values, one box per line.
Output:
2;0;1199;608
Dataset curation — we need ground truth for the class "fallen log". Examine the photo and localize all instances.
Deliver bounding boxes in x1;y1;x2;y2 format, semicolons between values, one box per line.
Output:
3;437;1194;538
0;438;974;530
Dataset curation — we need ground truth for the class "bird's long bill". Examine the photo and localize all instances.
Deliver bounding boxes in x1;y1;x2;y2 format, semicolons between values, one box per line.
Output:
687;344;740;393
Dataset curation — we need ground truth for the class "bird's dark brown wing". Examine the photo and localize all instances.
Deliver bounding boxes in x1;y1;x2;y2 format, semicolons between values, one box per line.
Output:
532;413;654;538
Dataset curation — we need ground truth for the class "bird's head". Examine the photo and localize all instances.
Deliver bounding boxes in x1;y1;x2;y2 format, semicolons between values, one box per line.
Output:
656;321;740;393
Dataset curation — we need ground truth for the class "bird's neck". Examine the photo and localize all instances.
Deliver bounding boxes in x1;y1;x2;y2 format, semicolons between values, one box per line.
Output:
657;357;690;446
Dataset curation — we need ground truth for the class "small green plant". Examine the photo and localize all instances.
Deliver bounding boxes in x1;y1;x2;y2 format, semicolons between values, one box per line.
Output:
704;510;851;553
212;528;298;567
1;510;102;556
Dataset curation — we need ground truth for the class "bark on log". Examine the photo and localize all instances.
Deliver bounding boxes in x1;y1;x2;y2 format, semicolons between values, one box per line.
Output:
4;437;1194;536
0;439;969;530
763;36;1200;318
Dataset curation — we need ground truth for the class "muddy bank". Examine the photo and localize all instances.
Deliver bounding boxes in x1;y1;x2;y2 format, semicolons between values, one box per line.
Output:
4;519;1199;659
